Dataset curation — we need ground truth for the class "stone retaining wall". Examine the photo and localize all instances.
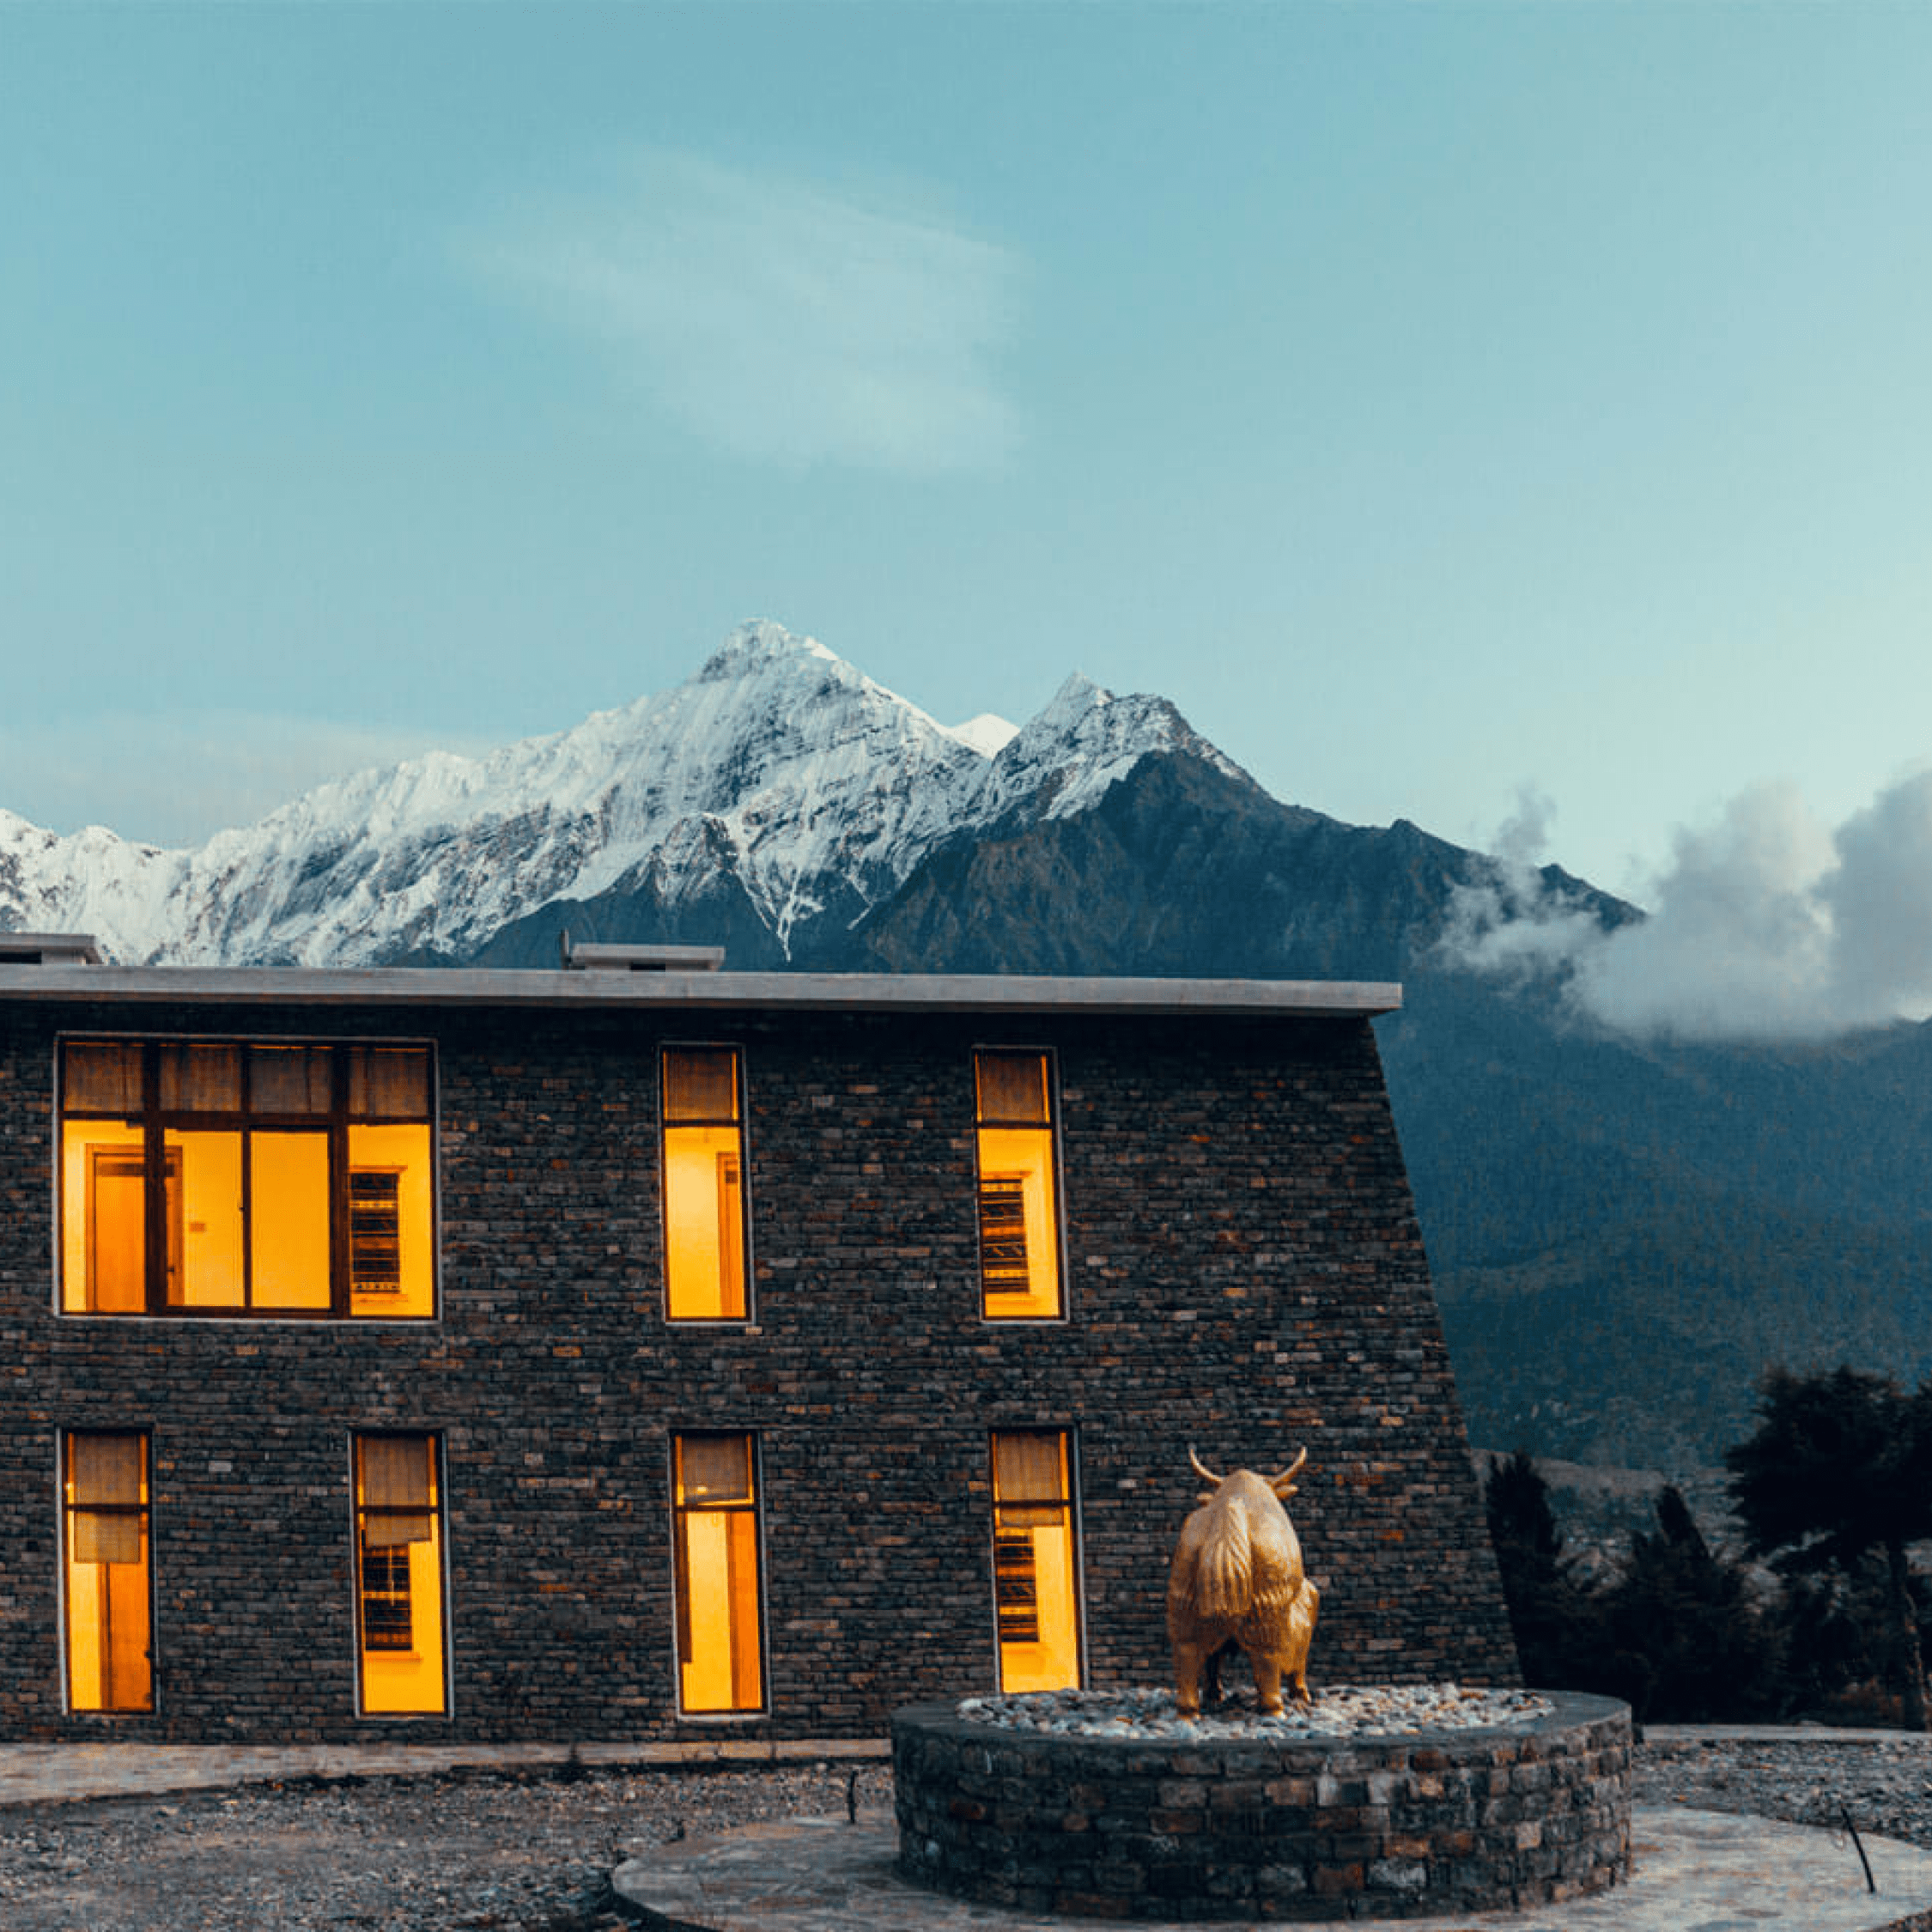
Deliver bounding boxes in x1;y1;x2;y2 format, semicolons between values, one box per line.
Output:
893;1692;1631;1921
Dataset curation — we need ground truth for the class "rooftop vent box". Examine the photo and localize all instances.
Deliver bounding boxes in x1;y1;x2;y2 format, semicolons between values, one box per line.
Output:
560;937;725;974
0;933;102;967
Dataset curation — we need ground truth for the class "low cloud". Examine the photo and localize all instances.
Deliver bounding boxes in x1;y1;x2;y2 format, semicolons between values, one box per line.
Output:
468;150;1021;473
0;712;493;849
1437;787;1607;987
1443;775;1932;1042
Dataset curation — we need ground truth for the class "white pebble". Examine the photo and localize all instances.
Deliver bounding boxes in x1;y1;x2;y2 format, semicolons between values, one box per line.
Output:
955;1684;1556;1739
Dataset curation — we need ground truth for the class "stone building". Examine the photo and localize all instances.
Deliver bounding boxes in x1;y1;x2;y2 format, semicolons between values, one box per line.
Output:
0;934;1516;1743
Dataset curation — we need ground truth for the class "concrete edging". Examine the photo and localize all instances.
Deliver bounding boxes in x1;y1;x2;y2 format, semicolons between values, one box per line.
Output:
0;1736;890;1808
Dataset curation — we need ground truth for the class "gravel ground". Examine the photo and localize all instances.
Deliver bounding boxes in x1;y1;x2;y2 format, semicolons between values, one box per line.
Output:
1;1737;1929;1930
0;1760;894;1932
1636;1735;1932;1846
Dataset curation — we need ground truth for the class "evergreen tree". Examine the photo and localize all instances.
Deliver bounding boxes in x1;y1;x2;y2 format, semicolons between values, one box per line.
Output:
1727;1367;1932;1731
1597;1484;1780;1722
1485;1451;1597;1689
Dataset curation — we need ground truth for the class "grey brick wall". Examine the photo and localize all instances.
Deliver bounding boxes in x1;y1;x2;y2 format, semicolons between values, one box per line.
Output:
0;995;1518;1742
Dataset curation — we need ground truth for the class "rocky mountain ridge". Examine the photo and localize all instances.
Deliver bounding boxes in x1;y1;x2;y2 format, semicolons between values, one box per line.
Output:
0;621;1242;969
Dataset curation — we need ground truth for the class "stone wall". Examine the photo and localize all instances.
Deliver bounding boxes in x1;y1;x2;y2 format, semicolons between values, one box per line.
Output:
0;993;1516;1741
893;1695;1632;1920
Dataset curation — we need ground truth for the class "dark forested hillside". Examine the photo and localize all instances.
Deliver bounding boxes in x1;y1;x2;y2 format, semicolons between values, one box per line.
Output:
1381;975;1932;1466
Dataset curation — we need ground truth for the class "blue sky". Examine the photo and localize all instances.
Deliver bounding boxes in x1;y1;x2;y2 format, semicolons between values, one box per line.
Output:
4;3;1930;905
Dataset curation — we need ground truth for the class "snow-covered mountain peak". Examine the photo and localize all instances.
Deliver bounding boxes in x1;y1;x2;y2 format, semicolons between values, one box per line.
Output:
696;618;842;682
950;713;1020;757
0;623;1244;965
1036;671;1112;728
978;671;1248;824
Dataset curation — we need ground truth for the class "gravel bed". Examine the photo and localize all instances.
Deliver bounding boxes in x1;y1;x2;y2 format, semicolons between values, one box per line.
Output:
2;1735;1929;1929
957;1682;1554;1737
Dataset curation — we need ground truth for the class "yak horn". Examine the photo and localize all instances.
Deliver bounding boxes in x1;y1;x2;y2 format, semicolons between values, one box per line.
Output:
1188;1446;1224;1486
1271;1448;1309;1487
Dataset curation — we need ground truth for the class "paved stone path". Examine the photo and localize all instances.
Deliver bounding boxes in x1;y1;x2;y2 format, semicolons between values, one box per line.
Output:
614;1804;1932;1932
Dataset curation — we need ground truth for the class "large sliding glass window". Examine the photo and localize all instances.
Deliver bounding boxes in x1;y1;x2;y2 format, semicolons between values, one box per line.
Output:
670;1432;765;1714
353;1433;447;1716
64;1431;154;1713
58;1039;434;1318
661;1048;749;1321
990;1430;1083;1693
974;1050;1063;1319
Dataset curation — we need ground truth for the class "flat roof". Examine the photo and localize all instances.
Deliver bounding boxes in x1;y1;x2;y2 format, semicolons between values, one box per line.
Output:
0;962;1400;1020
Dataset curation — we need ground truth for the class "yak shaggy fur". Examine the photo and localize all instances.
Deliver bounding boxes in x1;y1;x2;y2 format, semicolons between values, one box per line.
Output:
1166;1464;1319;1716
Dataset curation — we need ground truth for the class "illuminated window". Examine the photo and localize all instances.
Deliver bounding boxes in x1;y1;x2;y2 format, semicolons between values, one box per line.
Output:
354;1434;447;1716
990;1430;1082;1692
64;1431;153;1713
974;1050;1062;1319
58;1039;434;1318
671;1432;765;1714
661;1048;748;1321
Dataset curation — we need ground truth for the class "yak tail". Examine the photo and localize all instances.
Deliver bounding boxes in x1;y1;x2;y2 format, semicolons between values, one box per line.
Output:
1193;1510;1254;1621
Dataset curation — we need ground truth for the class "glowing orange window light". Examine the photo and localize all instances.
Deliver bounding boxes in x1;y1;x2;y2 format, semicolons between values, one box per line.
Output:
354;1434;447;1715
975;1051;1062;1320
58;1038;435;1319
662;1048;749;1321
671;1432;765;1713
64;1432;153;1713
990;1430;1082;1693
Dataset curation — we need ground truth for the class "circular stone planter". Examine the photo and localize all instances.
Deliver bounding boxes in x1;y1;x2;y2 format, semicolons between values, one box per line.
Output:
892;1690;1631;1922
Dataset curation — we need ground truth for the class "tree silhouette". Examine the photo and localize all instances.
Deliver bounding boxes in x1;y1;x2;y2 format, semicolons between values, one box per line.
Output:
1485;1451;1598;1689
1726;1366;1932;1731
1597;1484;1779;1722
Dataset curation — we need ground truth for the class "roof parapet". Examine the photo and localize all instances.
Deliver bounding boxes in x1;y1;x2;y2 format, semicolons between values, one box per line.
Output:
0;959;1400;1017
0;932;102;966
560;934;726;974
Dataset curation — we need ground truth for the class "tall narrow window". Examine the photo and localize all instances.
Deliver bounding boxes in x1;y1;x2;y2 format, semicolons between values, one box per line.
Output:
661;1048;748;1321
58;1038;434;1319
670;1432;765;1714
354;1434;447;1716
989;1430;1082;1693
974;1050;1062;1319
64;1432;153;1713
345;1048;435;1319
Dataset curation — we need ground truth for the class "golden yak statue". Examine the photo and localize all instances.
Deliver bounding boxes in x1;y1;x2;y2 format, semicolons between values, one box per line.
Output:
1166;1447;1319;1716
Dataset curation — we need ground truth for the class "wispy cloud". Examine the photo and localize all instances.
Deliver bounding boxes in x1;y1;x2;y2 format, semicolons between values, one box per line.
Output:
1443;772;1932;1042
467;151;1022;472
0;712;495;849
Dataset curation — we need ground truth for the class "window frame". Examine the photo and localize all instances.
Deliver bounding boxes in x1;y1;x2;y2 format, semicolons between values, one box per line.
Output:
350;1430;451;1719
659;1042;753;1325
986;1426;1086;1694
972;1047;1068;1323
667;1429;769;1718
61;1429;155;1716
55;1034;439;1321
